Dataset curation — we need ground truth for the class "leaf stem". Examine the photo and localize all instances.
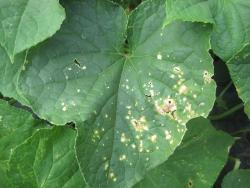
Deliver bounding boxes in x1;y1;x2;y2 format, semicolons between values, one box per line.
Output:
232;128;250;135
209;103;244;120
218;81;233;98
233;158;241;170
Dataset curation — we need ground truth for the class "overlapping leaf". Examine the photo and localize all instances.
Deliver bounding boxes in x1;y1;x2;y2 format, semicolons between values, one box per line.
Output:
134;117;234;188
0;100;86;188
210;0;250;61
0;99;45;187
227;44;250;118
0;48;27;101
0;99;44;166
164;0;214;24
222;169;250;188
164;0;250;61
0;0;65;61
8;127;86;188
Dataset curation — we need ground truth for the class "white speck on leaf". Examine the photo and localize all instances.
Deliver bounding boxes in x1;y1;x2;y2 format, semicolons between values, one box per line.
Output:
62;106;67;112
157;53;162;60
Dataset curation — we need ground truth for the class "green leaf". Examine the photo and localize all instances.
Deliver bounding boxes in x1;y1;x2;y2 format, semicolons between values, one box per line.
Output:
227;44;250;118
8;126;86;188
134;117;234;188
0;0;65;61
17;0;128;124
164;0;214;24
0;99;45;187
164;0;250;61
0;46;27;101
1;0;216;187
0;165;12;188
222;169;250;188
210;0;250;61
0;99;44;165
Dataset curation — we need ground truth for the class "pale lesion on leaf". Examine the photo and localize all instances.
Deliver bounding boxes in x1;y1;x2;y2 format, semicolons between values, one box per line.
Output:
188;179;193;188
154;98;177;119
203;70;213;84
130;116;149;132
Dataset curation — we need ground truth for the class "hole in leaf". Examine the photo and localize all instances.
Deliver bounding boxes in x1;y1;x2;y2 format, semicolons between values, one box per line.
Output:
73;58;81;67
145;94;152;98
188;179;193;188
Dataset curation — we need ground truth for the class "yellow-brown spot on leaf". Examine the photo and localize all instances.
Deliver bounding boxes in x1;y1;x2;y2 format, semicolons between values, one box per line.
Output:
179;85;188;94
131;116;148;132
203;70;212;84
155;98;177;117
149;134;157;143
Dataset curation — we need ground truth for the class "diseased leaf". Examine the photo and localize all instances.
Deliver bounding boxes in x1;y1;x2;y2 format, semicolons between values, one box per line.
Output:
74;0;214;187
0;0;65;61
0;0;216;187
227;44;250;118
134;117;234;188
222;169;250;188
8;126;86;188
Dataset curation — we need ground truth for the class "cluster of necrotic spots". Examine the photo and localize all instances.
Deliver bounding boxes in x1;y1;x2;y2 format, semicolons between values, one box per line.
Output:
154;98;177;118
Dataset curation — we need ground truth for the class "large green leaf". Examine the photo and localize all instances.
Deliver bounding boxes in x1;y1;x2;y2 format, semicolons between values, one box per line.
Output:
8;126;86;188
227;44;250;118
222;169;250;188
134;117;234;188
0;0;65;61
73;0;214;187
17;0;128;124
0;0;216;187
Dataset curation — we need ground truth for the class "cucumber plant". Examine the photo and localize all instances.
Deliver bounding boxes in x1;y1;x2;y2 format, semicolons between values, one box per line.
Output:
0;0;250;187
